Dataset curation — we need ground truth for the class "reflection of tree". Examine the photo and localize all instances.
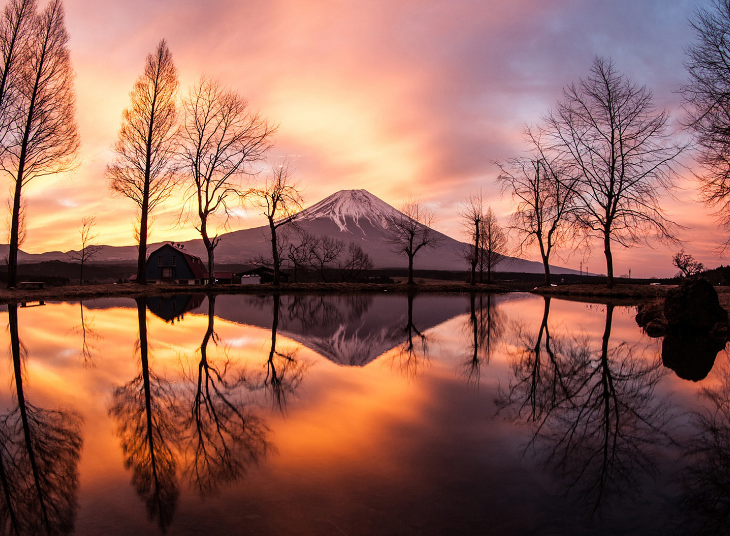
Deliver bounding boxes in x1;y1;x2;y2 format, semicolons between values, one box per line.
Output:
264;295;306;412
0;304;83;536
498;303;674;512
462;293;504;385
391;293;430;378
109;298;179;533
284;295;343;332
70;301;100;367
677;361;730;535
178;295;270;495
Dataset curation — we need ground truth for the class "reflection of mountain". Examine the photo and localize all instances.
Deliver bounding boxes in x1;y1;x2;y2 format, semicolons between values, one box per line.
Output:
212;294;474;366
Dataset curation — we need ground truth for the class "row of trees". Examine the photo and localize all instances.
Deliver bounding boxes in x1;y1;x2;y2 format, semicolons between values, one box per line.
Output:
107;40;278;286
494;57;683;287
493;0;730;286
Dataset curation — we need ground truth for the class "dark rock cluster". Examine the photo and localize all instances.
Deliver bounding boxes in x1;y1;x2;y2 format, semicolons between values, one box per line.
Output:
636;278;730;381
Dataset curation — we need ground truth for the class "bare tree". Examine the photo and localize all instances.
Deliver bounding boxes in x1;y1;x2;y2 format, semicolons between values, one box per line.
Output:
459;190;485;285
3;0;79;288
498;134;577;285
545;57;683;287
479;207;507;284
65;216;103;285
682;0;730;244
339;242;373;282
286;228;315;282
309;235;344;282
179;77;275;286
0;0;37;143
385;198;441;285
672;249;704;278
108;39;179;285
251;161;303;285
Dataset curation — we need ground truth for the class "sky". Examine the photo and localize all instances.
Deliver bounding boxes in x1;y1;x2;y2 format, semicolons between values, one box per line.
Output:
16;0;721;277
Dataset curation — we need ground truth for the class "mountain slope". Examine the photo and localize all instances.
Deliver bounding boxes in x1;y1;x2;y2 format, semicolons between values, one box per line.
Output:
17;189;578;274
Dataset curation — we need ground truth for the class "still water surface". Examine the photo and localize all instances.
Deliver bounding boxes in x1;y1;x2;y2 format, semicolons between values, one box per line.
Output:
0;292;728;535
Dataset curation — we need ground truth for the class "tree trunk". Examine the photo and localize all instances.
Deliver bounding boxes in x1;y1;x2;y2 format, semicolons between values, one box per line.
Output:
407;254;415;285
80;257;84;286
7;179;22;288
270;220;280;286
471;220;479;285
539;239;550;286
137;193;149;285
604;232;614;288
206;247;215;287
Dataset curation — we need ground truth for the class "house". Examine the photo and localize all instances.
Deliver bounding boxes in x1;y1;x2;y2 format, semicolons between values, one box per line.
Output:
146;244;208;284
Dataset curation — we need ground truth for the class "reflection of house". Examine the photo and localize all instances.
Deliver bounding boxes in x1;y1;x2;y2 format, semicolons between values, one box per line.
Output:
237;267;288;284
146;244;208;284
147;294;205;323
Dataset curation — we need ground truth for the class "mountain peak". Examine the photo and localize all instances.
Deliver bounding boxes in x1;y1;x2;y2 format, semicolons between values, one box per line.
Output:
296;189;398;232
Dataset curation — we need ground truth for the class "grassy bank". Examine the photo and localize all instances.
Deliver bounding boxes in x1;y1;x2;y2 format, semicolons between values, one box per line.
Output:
0;281;511;304
530;283;670;304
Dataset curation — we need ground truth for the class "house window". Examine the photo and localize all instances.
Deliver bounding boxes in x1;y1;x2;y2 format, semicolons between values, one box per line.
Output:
162;267;172;278
172;256;177;266
158;256;162;266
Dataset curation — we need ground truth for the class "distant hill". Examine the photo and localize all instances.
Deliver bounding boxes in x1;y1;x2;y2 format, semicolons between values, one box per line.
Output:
14;189;578;274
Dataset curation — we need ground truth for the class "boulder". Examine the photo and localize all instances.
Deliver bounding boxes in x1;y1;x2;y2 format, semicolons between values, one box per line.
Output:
664;278;728;332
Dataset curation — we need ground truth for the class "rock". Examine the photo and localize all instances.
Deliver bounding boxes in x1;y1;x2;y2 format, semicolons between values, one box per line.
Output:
710;321;730;343
664;278;728;332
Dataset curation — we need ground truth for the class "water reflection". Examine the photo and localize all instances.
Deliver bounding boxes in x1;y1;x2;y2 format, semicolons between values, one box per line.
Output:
71;302;100;368
461;293;504;385
260;295;306;412
178;294;271;494
677;361;730;535
108;297;180;532
499;301;676;513
2;304;83;536
1;292;725;534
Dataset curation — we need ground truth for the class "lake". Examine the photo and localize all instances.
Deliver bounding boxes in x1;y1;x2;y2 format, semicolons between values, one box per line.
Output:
0;292;726;535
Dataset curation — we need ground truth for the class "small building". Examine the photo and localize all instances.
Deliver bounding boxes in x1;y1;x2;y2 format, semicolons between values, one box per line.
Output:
146;244;208;285
237;266;289;284
214;271;234;284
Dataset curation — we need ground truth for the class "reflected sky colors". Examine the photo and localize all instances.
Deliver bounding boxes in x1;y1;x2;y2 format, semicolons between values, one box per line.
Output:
0;292;726;534
10;0;721;277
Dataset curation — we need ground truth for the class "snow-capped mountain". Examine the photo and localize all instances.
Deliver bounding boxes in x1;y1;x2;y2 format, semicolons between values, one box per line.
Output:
18;189;578;274
295;189;397;233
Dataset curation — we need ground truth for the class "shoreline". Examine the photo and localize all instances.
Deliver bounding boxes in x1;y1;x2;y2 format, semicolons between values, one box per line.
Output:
0;281;682;306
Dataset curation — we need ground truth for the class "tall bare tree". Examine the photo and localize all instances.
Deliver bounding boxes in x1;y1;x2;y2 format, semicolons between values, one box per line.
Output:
179;77;275;286
108;39;179;285
682;0;730;244
65;216;103;285
3;0;79;288
251;161;303;285
498;135;577;285
479;207;507;284
385;198;441;285
0;0;36;142
545;57;683;287
459;190;485;285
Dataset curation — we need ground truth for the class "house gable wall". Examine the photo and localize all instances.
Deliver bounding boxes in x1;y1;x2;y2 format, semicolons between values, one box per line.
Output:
146;244;199;282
